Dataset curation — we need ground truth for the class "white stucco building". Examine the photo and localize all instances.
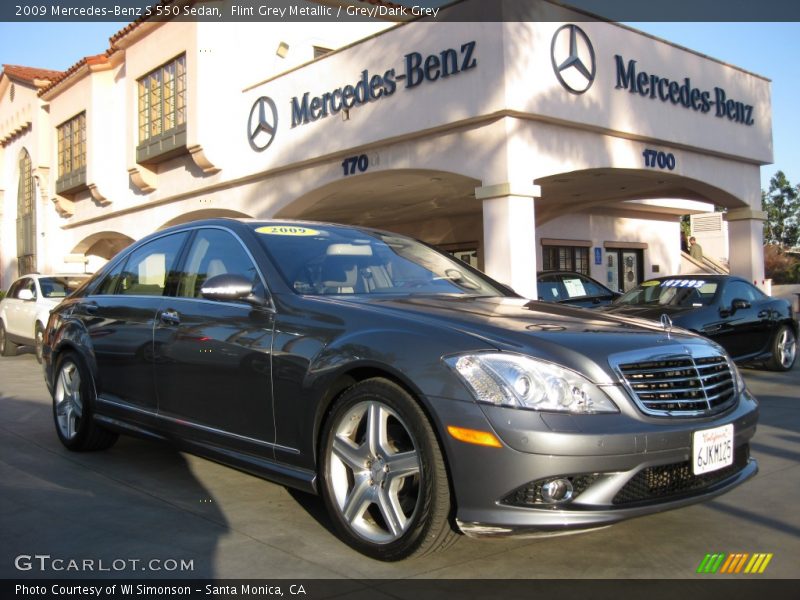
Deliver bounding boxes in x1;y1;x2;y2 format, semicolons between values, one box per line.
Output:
0;0;772;299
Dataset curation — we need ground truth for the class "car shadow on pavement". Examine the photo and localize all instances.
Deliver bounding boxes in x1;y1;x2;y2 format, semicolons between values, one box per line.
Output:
0;394;229;579
284;486;337;536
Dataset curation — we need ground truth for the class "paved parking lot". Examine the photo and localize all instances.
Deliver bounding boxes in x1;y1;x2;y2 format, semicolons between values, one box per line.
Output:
1;348;798;580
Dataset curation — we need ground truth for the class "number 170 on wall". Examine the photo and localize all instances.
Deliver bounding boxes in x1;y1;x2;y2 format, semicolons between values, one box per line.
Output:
342;154;369;176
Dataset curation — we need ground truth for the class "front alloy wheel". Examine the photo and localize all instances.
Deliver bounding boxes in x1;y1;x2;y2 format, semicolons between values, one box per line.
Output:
329;401;421;543
321;379;456;560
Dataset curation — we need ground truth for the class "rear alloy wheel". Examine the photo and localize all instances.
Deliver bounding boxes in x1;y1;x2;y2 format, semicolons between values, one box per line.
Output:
766;324;797;371
320;379;456;561
35;323;45;364
0;321;18;357
53;352;118;451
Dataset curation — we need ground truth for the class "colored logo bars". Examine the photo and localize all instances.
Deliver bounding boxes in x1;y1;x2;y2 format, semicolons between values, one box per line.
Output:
697;552;774;574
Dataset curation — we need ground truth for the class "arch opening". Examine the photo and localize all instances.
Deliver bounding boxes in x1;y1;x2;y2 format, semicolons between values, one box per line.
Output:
275;169;482;229
534;168;746;226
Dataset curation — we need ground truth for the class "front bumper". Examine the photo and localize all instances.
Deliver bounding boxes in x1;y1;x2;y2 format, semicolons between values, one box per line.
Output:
430;387;759;537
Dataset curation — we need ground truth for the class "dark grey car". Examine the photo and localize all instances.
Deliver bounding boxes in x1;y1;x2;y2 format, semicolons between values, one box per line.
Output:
43;219;758;561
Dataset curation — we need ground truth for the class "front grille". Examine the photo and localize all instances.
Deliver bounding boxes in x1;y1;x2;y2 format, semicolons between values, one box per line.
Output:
612;444;750;506
617;354;736;416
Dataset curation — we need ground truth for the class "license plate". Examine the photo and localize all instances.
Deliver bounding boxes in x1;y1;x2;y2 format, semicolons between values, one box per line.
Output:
693;424;734;475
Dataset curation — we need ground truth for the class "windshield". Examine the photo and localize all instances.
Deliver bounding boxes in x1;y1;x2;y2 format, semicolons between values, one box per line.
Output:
615;279;718;307
38;276;89;299
252;224;505;297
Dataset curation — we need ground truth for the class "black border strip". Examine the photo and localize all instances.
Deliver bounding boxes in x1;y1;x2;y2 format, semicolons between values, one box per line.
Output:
3;0;800;23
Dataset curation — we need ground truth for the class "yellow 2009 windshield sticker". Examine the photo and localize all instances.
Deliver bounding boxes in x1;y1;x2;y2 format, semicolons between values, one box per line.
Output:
641;280;660;287
256;225;320;236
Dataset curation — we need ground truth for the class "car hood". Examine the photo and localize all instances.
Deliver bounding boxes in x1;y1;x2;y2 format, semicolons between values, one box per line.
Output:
344;295;709;384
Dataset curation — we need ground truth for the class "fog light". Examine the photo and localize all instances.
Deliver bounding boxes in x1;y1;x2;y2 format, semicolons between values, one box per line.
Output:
541;478;574;503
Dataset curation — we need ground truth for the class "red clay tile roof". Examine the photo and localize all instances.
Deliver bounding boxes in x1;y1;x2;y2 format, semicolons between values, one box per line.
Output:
37;0;411;95
37;53;110;96
2;64;63;85
109;0;180;45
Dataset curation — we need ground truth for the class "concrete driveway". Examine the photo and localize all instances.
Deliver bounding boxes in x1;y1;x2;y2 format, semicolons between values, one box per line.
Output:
1;348;798;580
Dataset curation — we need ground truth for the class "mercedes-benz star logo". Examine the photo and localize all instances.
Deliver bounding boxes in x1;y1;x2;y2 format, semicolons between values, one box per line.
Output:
551;24;596;95
247;96;278;151
660;313;673;339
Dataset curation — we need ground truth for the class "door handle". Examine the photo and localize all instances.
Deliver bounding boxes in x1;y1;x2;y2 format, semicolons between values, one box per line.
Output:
159;309;181;326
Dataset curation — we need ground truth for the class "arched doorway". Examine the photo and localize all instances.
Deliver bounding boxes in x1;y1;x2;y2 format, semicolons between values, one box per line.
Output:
71;231;136;273
71;231;135;260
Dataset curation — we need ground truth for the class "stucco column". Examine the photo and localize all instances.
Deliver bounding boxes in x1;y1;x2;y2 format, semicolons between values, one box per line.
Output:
476;182;540;299
726;208;766;284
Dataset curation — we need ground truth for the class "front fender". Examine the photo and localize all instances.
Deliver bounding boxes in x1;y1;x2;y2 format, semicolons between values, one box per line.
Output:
307;327;484;407
303;327;493;468
45;314;98;397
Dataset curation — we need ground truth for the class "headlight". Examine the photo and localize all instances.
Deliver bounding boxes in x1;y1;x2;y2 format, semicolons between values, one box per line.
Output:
444;353;618;414
727;356;746;395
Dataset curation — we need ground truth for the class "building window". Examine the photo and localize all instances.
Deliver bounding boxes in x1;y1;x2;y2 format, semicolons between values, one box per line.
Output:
441;244;479;269
137;54;187;164
56;112;87;194
542;246;589;274
16;149;36;275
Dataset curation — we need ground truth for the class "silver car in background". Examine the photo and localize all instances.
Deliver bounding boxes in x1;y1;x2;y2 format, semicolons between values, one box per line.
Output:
0;273;89;362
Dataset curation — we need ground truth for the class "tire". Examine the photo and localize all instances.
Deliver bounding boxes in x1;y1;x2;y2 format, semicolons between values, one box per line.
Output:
766;324;797;371
52;351;119;451
35;322;45;364
319;378;457;561
0;321;18;357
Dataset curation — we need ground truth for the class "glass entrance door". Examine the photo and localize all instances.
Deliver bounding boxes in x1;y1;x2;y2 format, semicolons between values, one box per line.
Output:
606;248;644;293
621;251;640;292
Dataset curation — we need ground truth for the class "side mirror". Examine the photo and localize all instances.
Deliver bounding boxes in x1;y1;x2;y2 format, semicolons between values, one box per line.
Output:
18;289;35;301
201;274;264;306
731;298;751;312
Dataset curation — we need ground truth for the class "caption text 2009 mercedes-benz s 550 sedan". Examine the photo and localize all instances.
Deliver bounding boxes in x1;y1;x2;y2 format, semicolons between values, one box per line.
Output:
43;219;759;561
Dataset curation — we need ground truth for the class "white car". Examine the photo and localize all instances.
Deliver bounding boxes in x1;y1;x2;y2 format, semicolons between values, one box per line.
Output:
0;273;89;362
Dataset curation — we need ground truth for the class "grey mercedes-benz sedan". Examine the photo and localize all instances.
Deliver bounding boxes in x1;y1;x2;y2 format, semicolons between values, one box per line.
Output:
43;219;758;561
